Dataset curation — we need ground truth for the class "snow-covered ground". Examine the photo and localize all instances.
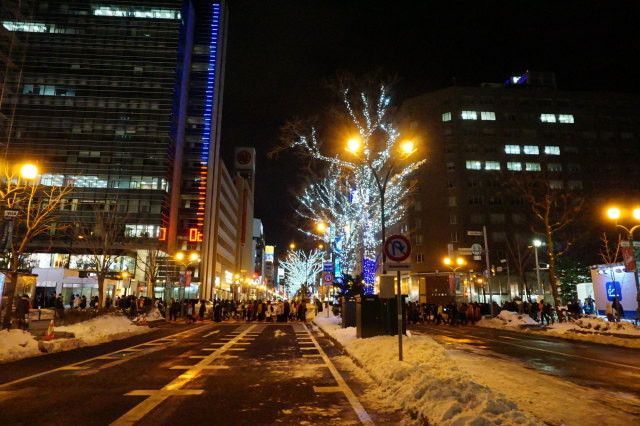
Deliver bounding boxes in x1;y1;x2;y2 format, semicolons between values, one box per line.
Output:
478;311;640;348
0;314;153;364
444;345;640;425
313;314;539;425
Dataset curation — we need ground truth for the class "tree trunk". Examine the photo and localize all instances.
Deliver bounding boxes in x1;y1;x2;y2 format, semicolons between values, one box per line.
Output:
546;233;563;321
1;254;19;329
98;272;106;308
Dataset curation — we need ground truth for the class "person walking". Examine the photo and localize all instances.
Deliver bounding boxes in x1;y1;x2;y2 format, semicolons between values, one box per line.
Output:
14;294;30;330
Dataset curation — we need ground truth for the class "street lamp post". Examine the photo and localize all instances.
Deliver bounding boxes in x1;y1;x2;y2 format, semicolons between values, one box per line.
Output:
607;207;640;319
443;257;466;298
174;252;200;301
346;139;416;275
532;239;542;297
316;221;334;317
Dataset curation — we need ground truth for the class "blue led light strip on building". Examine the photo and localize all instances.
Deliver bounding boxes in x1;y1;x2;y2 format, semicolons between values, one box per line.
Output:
198;3;221;223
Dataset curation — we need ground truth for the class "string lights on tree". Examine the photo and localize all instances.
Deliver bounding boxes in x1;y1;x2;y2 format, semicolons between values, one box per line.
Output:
279;249;325;296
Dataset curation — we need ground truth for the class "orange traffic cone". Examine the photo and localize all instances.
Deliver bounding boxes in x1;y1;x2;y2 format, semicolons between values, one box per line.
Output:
43;319;55;341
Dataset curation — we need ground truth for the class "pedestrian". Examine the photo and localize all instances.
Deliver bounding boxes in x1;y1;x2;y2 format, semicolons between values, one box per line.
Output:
605;302;614;322
612;297;624;322
435;304;444;325
14;294;30;330
199;300;206;321
55;294;65;319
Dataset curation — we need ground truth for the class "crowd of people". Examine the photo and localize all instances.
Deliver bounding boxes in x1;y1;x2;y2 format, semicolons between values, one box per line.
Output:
406;301;490;326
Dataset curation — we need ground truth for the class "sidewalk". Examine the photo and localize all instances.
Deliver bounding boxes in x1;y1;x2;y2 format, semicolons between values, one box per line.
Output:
312;314;538;426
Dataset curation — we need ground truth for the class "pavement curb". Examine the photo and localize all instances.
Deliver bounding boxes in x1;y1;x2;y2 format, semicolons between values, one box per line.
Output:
311;319;370;376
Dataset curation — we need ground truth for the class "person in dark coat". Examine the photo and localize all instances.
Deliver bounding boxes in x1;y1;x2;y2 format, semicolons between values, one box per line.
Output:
54;294;65;319
199;300;206;321
15;295;30;329
283;301;290;322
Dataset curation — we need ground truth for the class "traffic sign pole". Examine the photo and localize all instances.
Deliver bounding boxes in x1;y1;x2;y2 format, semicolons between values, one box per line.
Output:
384;235;411;362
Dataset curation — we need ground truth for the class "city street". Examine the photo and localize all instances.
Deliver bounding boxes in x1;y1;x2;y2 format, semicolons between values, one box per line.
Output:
0;322;398;425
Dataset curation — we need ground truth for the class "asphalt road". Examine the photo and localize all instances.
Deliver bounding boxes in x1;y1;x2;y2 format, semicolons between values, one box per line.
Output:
0;321;398;425
409;323;640;398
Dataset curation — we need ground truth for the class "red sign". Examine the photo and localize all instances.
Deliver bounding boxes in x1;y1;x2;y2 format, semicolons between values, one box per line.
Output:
188;228;203;242
185;270;193;286
158;227;167;241
384;235;412;262
323;273;333;283
622;241;637;272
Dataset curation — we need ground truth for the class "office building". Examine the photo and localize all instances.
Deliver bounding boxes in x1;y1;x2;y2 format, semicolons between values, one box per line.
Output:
398;71;640;302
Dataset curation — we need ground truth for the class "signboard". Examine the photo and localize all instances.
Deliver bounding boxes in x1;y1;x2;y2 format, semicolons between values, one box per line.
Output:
3;209;18;219
323;273;333;283
471;243;483;256
384;235;412;262
265;245;274;262
606;281;622;301
387;262;411;271
179;271;186;287
323;261;332;272
467;230;483;236
621;240;639;272
185;270;193;286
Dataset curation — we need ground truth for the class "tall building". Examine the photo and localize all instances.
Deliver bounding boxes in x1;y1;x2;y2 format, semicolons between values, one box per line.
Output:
399;71;640;302
0;1;227;300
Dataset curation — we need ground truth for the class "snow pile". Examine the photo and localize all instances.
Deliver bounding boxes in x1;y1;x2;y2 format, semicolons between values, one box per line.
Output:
572;316;640;335
0;329;41;363
133;309;165;323
55;314;151;345
477;310;537;330
314;315;537;425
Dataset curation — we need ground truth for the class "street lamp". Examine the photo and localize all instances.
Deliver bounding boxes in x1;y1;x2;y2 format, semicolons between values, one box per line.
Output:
174;251;200;300
20;164;38;180
532;239;543;297
606;206;640;318
289;242;295;250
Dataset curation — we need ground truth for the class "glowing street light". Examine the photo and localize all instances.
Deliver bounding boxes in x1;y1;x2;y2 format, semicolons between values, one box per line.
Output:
400;141;415;156
289;243;295;250
346;137;361;153
607;207;621;220
20;163;38;179
316;222;327;232
175;252;185;261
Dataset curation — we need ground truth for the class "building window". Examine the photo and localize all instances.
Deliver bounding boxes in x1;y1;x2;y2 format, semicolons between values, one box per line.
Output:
505;145;520;154
547;163;562;172
442;112;452;122
466;161;482;170
490;214;505;224
540;114;556;123
491;231;506;242
468;195;483;205
507;162;522;171
450;232;459;242
568;180;583;189
449;214;457;224
415;234;423;245
512;213;526;224
413;201;422;211
558;114;574;124
544;146;560;155
414;218;422;229
567;163;581;172
461;110;478;120
470;214;484;224
415;253;424;263
523;145;539;155
480;111;496;121
446;162;456;172
525;162;541;171
448;196;457;207
549;180;563;189
485;161;500;170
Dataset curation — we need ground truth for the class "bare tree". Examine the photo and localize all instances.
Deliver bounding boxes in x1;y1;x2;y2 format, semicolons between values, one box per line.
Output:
599;232;622;286
508;172;584;311
1;166;73;329
505;233;534;300
136;242;167;300
71;201;128;308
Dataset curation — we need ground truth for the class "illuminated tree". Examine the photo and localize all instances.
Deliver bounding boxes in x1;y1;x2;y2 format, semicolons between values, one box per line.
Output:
280;249;324;296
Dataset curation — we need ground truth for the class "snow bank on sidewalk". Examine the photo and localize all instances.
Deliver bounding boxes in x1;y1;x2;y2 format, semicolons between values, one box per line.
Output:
314;315;537;425
55;314;151;345
0;330;41;363
477;311;640;348
1;314;153;363
477;310;537;330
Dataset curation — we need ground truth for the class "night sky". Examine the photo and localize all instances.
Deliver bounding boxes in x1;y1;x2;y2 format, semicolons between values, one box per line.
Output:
220;1;640;253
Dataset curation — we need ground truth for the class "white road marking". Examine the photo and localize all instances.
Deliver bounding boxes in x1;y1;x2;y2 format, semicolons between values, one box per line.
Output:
500;336;520;340
302;324;374;425
111;325;256;425
125;390;203;396
169;365;229;370
203;330;220;337
313;386;342;392
0;325;213;390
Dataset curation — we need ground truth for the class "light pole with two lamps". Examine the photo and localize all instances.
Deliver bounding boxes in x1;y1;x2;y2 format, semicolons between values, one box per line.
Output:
606;207;640;318
443;256;466;300
174;252;200;301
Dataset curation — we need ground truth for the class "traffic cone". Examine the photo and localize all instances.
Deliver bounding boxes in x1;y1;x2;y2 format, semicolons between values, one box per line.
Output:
43;319;55;341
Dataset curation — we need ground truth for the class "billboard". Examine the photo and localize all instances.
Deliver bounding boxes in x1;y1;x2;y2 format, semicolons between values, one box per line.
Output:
265;245;274;262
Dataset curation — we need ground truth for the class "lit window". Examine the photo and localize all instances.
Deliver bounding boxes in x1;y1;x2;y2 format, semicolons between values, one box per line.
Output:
540;114;557;123
505;145;520;154
40;174;64;186
485;161;500;170
415;253;424;263
442;112;452;122
461;111;478;120
523;145;539;155
449;214;457;224
507;162;522;171
92;7;181;19
448;196;457;207
558;114;574;124
466;161;482;170
544;146;560;155
549;180;563;189
525;162;541;171
547;163;562;172
480;111;496;121
2;21;47;32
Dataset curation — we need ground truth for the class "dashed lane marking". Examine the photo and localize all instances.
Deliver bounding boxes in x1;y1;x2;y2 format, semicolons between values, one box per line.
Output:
313;386;342;393
170;365;229;370
300;347;317;350
0;325;214;390
302;354;322;358
203;330;220;337
125;390;203;396
111;325;256;426
303;324;374;426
